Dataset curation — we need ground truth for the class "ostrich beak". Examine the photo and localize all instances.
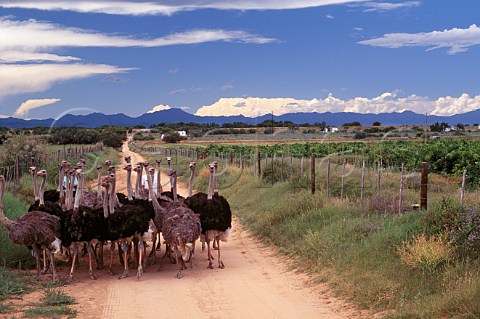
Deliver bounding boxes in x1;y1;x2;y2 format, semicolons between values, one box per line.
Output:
182;243;193;262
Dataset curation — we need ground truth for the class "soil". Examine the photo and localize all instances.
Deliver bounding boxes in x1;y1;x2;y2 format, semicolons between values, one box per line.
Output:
6;141;367;319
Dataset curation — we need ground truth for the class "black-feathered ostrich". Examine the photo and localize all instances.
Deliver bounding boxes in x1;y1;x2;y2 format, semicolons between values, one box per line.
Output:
63;168;105;281
184;163;232;269
105;173;154;280
145;168;200;279
0;175;62;283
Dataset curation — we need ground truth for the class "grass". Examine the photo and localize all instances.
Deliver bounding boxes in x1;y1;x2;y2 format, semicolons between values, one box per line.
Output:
185;158;480;318
0;266;26;301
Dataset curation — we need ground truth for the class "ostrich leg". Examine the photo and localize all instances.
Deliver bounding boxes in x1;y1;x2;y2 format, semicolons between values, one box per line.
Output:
216;237;225;269
41;249;48;274
174;245;183;279
32;245;42;280
69;244;79;281
207;239;214;269
118;240;129;279
87;242;98;279
47;249;59;283
108;241;115;275
137;240;144;280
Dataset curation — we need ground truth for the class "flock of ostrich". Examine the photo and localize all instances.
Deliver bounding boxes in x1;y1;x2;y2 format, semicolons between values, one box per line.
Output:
0;155;232;282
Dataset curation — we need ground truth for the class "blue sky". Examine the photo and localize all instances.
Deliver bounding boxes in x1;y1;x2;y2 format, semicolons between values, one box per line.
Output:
0;0;479;120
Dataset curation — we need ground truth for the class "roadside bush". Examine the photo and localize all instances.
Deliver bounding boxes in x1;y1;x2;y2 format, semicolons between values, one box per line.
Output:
397;234;453;274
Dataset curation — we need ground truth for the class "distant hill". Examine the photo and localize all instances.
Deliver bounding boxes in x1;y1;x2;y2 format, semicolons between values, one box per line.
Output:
0;108;479;129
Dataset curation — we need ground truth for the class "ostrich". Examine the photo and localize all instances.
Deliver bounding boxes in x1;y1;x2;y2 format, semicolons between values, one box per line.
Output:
156;159;163;195
185;163;232;269
63;168;106;281
105;173;153;280
29;166;40;203
0;175;62;283
145;168;200;279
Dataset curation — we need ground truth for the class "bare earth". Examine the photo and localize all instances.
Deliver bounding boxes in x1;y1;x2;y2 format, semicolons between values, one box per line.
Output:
53;141;363;319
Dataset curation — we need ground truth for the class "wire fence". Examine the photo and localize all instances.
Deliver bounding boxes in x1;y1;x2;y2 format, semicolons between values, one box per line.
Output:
134;144;478;211
0;145;103;191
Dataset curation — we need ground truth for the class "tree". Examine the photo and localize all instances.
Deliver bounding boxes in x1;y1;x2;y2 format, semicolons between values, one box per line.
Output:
430;122;449;132
163;132;182;143
373;121;381;126
343;121;361;127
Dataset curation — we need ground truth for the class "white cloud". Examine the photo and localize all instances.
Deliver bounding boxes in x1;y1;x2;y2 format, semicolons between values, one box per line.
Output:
360;1;421;12
14;98;60;117
147;104;171;113
0;114;8;118
195;93;480;117
220;84;233;91
0;18;276;52
0;1;366;16
326;14;334;19
0;63;134;98
359;24;480;54
0;51;80;63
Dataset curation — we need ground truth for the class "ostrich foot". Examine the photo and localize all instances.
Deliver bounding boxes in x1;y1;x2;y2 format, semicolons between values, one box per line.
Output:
89;270;98;280
68;273;74;282
118;270;129;279
136;267;143;281
219;261;225;269
52;276;59;284
201;242;205;252
107;267;114;276
213;242;218;250
208;261;214;269
176;270;183;279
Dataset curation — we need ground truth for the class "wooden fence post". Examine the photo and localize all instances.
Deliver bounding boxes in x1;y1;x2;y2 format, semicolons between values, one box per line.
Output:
341;159;346;198
461;169;467;205
326;158;331;198
257;151;261;177
377;160;381;194
420;162;428;210
361;159;365;199
311;155;316;194
399;162;404;214
301;156;304;176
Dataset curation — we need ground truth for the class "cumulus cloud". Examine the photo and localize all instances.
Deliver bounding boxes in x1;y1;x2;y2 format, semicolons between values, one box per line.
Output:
0;63;134;98
360;1;421;12
147;104;171;113
194;93;480;117
14;98;61;118
0;51;81;63
359;24;480;54
0;1;366;16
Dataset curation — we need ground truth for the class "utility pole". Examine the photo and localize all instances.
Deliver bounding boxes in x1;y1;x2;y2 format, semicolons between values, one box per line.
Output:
424;112;428;145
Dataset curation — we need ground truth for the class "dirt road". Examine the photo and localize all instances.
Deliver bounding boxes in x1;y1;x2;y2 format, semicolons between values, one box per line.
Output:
60;141;361;319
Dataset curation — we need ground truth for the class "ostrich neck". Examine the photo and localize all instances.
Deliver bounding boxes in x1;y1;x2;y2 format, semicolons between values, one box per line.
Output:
135;170;141;199
168;163;173;190
207;170;213;200
147;172;164;215
109;178;116;215
126;170;133;201
0;180;13;231
102;186;109;218
32;173;39;201
156;165;162;194
39;174;46;206
172;175;178;202
73;174;82;210
97;170;102;199
188;169;195;198
213;167;218;195
58;167;64;193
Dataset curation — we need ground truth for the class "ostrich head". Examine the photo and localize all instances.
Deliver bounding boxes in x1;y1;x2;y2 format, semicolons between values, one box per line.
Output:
29;166;36;175
124;156;131;164
176;236;194;262
123;163;132;172
104;159;112;167
156;159;162;165
79;158;86;166
96;165;102;172
36;169;47;178
166;157;171;166
189;162;196;170
108;165;116;174
133;164;142;173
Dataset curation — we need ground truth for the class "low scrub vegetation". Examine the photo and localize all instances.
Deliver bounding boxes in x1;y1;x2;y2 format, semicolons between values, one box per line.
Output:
197;163;480;318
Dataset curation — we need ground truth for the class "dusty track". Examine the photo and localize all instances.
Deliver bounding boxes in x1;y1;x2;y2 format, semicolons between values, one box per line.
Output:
57;141;362;319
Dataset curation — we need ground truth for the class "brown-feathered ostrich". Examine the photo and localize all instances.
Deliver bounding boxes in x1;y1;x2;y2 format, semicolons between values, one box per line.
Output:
0;175;62;283
145;168;200;279
184;163;232;269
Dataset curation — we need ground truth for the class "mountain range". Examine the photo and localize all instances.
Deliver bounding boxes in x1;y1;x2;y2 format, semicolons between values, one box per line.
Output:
1;108;479;129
